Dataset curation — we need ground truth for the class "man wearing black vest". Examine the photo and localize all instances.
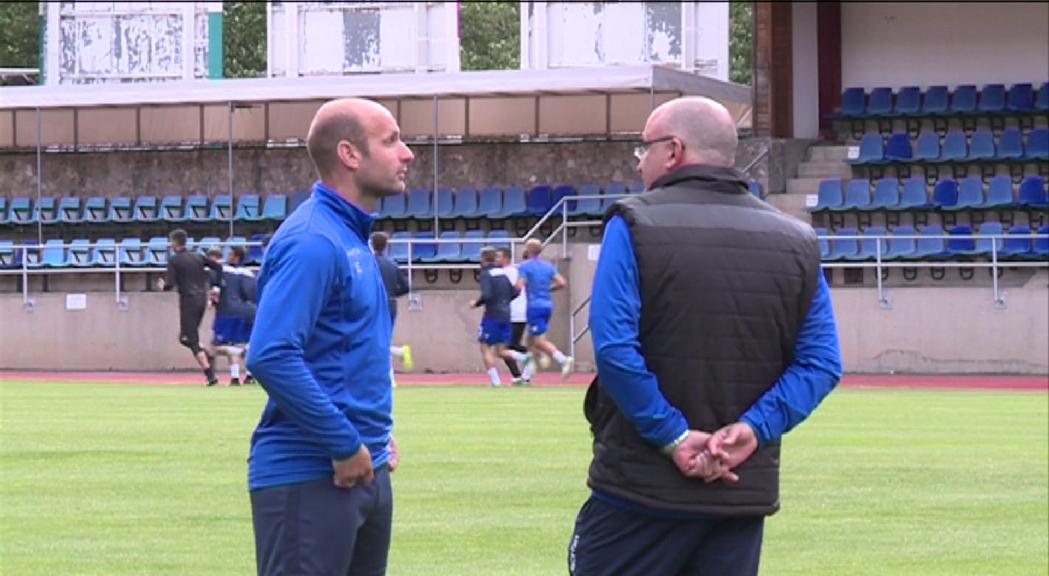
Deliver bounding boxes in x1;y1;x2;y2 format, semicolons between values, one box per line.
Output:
568;97;843;576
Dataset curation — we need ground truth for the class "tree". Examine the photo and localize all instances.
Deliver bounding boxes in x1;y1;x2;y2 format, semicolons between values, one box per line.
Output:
459;2;520;71
729;2;753;86
224;1;267;78
0;2;39;69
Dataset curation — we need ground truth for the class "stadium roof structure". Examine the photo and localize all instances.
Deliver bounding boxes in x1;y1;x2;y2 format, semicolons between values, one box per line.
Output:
0;64;750;150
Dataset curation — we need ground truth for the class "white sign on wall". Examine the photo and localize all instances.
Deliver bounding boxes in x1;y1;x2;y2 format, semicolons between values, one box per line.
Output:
66;293;87;310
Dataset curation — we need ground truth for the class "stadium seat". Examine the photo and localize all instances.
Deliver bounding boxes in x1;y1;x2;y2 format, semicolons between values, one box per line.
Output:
898;177;933;210
937;130;968;162
569;184;604;217
462;230;486;263
813;227;831;260
34;197;58;225
66;239;92;267
947;225;977;256
487;229;511;252
133;196;159;223
1006;83;1034;112
9;197;32;225
870;178;901;210
748;180;763;199
811;179;844;212
977;84;1006;115
1018;176;1048;208
895;86;921;116
436;188;455;219
477;187;504;219
968;128;996;161
551;184;576;214
912;131;941;162
381;192;408;220
0;240;15;268
146;237;170;267
842;179;873;211
424;231;461;263
450;188;481;219
1026;128;1049;160
495;186;527;219
884;225;917;260
973;221;1004;257
525;185;553;216
849;226;889;261
866;87;893;116
932;179;960;210
82;197;108;224
0;197;7;225
884;133;912;162
601;183;630;212
1000;224;1033;259
985;176;1016;209
261;194;287;221
851;133;885;164
1036;82;1049;112
946;177;986;211
997;128;1024;160
235;195;262;221
1034;225;1049;257
834;87;866;118
827;228;859;261
159;195;185;222
405;189;433;220
950;85;978;115
184;195;210;222
38;239;66;268
91;238;117;267
388;232;411;264
57;197;82;224
209;195;233;221
628;182;645;194
921;86;950;116
107;197;133;224
914;224;948;259
119;238;146;267
196;236;222;255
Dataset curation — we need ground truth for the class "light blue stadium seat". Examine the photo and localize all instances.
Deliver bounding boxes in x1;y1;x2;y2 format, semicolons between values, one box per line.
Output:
405;189;433;220
34;197;59;225
842;179;873;211
1033;225;1049;257
884;225;917;260
945;177;986;211
119;238;146;267
997;128;1024;160
196;236;222;255
66;239;92;267
973;221;1004;257
262;194;287;222
146;237;170;267
133;196;159;223
450;188;481;219
897;177;932;211
827;228;859;261
477;187;503;219
57;197;82;224
209;195;233;221
985;176;1016;209
82;197;108;224
381;193;408;220
870;178;900;210
0;240;16;268
1000;224;1032;259
0;197;8;226
848;226;889;261
426;231;462;263
487;229;511;252
107;197;133;224
851;133;885;164
813;227;831;260
235;194;262;221
462;230;486;263
9;197;32;225
968;128;996;161
601;183;629;212
37;239;66;268
570;184;604;217
184;195;211;222
914;225;948;259
159;195;185;222
388;232;411;264
412;232;437;262
435;188;455;219
91;238;117;267
495;186;527;219
912;131;940;162
937;130;968;162
810;179;844;213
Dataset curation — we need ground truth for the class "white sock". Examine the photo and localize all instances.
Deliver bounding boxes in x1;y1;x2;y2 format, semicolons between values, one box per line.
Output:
390;346;404;358
487;367;502;386
553;350;567;365
522;366;533;380
512;351;528;363
230;363;241;379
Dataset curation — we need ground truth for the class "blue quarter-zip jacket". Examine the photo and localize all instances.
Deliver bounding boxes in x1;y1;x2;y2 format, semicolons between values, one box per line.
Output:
246;182;393;492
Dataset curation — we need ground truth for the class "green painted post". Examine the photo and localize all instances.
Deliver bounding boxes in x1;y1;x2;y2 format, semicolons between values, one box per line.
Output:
208;11;224;79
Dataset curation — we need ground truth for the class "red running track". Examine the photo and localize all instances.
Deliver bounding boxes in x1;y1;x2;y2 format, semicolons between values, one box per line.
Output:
1;371;1045;391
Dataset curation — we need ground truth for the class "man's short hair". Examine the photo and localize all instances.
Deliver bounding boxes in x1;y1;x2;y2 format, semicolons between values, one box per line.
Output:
496;247;512;261
206;246;222;259
229;246;246;263
169;229;188;248
370;231;389;254
306;107;369;180
480;246;497;264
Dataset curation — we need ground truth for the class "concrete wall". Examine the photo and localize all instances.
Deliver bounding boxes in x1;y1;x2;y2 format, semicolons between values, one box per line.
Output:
791;2;820;139
841;2;1049;90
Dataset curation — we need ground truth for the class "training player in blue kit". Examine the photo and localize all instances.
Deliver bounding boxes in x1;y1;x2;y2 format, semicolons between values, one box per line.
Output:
515;238;573;379
473;247;530;387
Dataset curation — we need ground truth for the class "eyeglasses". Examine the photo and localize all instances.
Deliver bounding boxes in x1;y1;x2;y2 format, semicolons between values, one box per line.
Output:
634;135;677;161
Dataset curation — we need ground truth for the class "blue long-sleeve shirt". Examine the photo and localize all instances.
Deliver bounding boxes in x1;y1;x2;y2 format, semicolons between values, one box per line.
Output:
590;215;842;451
246;182;393;492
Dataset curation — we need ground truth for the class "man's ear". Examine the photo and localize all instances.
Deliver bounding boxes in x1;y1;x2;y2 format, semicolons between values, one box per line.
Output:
337;140;360;170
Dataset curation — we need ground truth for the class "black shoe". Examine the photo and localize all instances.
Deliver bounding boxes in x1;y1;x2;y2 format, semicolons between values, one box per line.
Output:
206;379;218;387
243;374;255;385
230;378;241;387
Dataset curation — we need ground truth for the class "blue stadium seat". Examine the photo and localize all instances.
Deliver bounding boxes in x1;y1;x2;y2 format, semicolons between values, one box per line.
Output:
922;86;950;116
842;179;873;211
450;188;481;219
262;194;287;221
147;237;170;267
9;197;32;225
462;230;486;263
405;189;433;220
412;232;437;262
209;195;233;221
436;188;455;219
235;195;262;221
91;238;117;267
914;224;948;259
57;197;82;224
1000;224;1032;259
119;238;146;267
811;179;844;213
870;178;901;210
133;196;159;223
968;128;996;161
835;88;866;118
159;195;185;222
426;231;462;263
601;183;630;212
33;197;58;225
895;86;921;116
0;240;16;268
569;184;604;217
17;240;40;268
196;236;222;255
1018;176;1048;208
381;192;408;220
525;185;553;216
748;181;763;199
477;187;504;219
184;195;210;222
898;177;932;210
945;177;985;211
938;130;968;162
0;197;8;225
827;228;859;261
985;176;1016;209
37;239;66;268
1034;225;1049;257
82;197;108;224
66;239;92;267
551;184;576;214
851;133;885;164
884;225;917;260
628;182;645;194
495;186;527;219
950;85;978;115
388;232;411;264
947;225;976;256
866;87;893;116
487;229;511;252
977;84;1005;114
973;221;1004;257
1006;83;1034;112
1026;128;1048;160
107;197;133;224
813;227;831;260
912;131;941;162
997;128;1024;160
849;226;889;261
884;133;912;162
932;179;960;210
1036;82;1049;112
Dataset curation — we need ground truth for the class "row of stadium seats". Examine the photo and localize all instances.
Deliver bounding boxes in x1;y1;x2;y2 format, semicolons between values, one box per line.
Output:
811;176;1049;214
849;128;1048;166
0;194;287;227
816;223;1049;262
833;82;1048;121
0;235;267;270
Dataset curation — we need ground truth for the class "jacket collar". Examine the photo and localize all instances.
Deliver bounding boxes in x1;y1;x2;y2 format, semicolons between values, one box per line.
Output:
312;181;376;240
650;164;748;194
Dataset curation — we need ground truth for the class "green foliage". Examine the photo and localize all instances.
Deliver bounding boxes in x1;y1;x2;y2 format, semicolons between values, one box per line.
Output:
729;1;753;86
0;2;39;69
223;1;266;79
460;2;520;71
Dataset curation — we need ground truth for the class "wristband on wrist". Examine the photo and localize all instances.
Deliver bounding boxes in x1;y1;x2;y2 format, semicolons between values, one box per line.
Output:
661;430;689;457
